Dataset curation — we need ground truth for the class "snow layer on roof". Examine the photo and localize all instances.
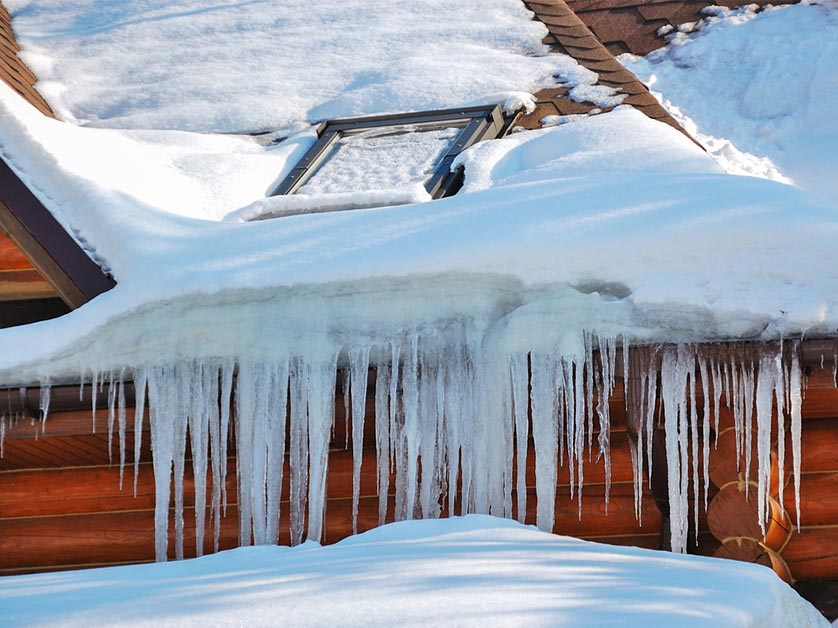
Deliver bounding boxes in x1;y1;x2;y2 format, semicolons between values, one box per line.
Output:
456;106;721;192
2;83;838;380
622;1;838;206
7;0;595;133
0;516;827;627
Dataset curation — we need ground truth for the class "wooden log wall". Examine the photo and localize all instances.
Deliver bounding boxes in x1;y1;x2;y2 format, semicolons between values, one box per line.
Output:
0;381;663;575
1;364;837;580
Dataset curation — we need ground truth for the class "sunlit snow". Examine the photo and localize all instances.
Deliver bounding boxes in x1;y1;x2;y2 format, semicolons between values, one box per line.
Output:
0;2;836;624
6;0;604;133
0;516;827;628
622;1;838;205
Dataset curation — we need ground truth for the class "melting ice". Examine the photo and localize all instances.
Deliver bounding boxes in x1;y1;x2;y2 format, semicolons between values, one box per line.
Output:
17;328;807;561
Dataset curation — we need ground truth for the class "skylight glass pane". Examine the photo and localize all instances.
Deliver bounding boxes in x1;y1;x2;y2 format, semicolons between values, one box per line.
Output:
297;125;463;195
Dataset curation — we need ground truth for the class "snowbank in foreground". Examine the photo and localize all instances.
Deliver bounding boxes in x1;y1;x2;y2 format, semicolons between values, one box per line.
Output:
0;516;826;628
622;1;838;206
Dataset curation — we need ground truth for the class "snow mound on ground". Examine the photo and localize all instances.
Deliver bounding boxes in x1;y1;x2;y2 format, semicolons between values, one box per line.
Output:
7;0;604;133
622;1;838;206
0;516;826;628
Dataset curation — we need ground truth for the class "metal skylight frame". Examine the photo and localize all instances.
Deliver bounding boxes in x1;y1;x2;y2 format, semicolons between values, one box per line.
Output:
271;104;513;199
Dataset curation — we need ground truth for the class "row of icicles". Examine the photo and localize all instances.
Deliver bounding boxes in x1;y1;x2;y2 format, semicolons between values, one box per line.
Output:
16;334;809;560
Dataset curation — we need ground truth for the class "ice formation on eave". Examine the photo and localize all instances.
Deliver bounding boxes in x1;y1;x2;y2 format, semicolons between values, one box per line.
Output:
13;323;806;560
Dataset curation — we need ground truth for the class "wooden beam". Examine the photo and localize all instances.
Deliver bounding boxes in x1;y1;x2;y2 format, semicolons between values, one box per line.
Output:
0;157;115;308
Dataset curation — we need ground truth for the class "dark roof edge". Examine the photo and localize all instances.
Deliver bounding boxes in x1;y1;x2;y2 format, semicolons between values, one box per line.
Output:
0;156;115;308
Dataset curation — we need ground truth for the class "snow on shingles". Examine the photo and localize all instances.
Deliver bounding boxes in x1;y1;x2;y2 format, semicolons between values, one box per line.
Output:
621;1;838;206
7;0;585;133
0;517;828;628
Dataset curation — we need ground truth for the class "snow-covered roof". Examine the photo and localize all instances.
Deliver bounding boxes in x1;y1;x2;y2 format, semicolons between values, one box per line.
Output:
0;6;837;619
0;0;835;378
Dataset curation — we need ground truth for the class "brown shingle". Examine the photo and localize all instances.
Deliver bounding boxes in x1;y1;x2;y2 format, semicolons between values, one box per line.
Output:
586;8;648;44
516;101;562;130
563;44;614;63
528;1;575;16
553;33;603;50
597;69;641;86
548;23;597;39
636;2;692;22
553;96;599;115
570;0;797;57
622;92;663;108
537;11;585;27
0;1;54;116
580;58;628;73
525;0;694;142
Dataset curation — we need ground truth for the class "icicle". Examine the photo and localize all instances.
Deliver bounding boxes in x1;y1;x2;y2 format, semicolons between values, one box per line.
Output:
530;353;559;532
206;363;223;552
349;346;370;534
660;345;689;553
743;354;756;501
234;361;261;546
417;340;441;519
189;363;210;556
562;359;576;501
622;335;631;396
698;357;711;512
172;363;191;561
584;332;595;463
107;371;116;464
755;351;776;536
289;358;308;545
146;365;173;562
219;361;233;518
711;359;722;448
625;346;642;523
442;339;462;518
342;367;351;449
305;355;338;542
510;353;529;523
117;372;127;491
374;362;391;526
91;370;99;433
790;343;803;528
596;336;615;511
401;335;420;520
132;370;147;498
39;381;51;428
266;359;289;545
644;350;658;490
687;351;699;545
573;353;586;515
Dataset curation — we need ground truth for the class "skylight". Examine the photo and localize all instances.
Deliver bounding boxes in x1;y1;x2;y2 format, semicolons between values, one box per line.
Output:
272;104;512;201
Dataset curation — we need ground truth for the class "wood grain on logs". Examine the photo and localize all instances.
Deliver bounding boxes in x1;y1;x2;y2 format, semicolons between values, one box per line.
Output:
714;537;792;583
706;482;791;551
784;527;838;581
782;472;838;528
708;427;783;493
